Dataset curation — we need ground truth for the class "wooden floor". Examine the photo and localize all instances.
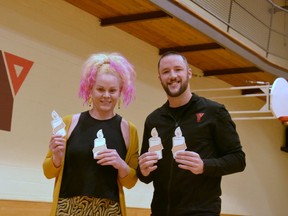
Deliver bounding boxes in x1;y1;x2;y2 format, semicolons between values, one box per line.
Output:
0;200;150;216
0;200;243;216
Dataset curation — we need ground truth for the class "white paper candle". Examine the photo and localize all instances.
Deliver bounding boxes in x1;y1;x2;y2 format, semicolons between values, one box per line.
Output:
148;127;163;159
172;126;187;158
92;129;107;158
51;110;66;136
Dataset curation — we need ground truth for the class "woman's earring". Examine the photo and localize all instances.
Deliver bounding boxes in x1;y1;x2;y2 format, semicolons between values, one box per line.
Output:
88;96;92;107
118;99;121;109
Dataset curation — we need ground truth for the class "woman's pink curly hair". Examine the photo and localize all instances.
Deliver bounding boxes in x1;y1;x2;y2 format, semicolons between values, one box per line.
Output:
78;53;136;107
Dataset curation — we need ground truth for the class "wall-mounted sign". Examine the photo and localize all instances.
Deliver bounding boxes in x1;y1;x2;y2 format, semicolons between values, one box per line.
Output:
0;50;33;131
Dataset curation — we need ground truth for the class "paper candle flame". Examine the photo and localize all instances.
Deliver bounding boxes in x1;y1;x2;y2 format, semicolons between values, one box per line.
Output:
51;110;59;120
151;127;158;137
97;129;104;139
175;126;182;137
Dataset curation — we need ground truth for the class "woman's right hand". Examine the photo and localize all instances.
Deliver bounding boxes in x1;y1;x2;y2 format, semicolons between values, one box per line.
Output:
49;135;66;167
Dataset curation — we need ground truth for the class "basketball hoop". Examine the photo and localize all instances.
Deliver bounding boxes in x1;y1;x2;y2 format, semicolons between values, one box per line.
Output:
271;77;288;152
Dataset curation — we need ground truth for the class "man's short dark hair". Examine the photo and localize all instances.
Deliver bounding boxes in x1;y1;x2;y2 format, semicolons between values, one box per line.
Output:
158;51;189;70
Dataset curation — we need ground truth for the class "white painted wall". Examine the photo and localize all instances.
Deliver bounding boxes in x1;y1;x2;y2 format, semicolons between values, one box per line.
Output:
0;0;287;215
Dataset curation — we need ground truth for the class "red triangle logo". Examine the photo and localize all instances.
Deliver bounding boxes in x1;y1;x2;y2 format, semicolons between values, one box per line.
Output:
4;52;34;95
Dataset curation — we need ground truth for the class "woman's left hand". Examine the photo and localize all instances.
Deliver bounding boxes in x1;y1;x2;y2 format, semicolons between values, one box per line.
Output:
95;149;129;178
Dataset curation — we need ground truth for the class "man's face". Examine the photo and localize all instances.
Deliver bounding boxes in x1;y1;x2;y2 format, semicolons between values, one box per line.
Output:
158;54;192;97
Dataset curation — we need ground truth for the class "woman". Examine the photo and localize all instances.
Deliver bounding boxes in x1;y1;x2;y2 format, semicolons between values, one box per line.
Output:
43;53;139;216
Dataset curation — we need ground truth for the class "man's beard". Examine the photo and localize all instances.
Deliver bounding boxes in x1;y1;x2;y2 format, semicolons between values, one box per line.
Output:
161;77;189;97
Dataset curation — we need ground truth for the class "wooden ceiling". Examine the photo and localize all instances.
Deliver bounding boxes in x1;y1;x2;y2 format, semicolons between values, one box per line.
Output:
64;0;286;91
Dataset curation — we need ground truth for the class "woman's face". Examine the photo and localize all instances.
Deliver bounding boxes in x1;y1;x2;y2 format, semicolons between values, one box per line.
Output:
91;72;121;113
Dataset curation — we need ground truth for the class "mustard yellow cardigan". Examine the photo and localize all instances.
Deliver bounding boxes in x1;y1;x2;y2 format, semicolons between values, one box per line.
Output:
43;114;139;216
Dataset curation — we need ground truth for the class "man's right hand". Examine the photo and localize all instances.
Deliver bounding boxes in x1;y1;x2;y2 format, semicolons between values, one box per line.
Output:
138;151;159;176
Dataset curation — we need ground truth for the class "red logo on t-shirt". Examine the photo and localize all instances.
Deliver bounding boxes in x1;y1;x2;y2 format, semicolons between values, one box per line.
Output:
196;113;204;122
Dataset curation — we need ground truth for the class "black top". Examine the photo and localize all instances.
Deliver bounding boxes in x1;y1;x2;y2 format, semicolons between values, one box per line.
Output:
59;111;127;202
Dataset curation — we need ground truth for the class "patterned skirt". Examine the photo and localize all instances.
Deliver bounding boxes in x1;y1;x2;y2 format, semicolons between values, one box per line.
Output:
56;196;121;216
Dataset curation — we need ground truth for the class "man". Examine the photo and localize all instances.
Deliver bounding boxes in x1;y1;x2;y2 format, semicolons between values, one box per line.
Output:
137;51;246;216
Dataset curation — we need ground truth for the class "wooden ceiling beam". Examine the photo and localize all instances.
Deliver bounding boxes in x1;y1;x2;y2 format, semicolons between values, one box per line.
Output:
203;67;262;76
100;11;171;26
159;43;223;54
241;89;263;95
